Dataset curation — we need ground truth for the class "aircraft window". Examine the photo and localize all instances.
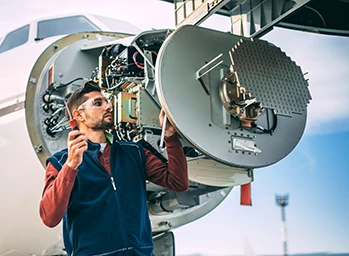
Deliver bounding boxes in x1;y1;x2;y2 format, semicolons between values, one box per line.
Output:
0;25;29;54
37;15;100;39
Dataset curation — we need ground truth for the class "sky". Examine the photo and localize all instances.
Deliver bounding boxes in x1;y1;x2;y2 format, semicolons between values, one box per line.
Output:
0;0;348;255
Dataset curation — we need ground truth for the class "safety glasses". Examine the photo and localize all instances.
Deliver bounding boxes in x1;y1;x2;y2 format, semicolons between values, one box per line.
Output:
77;96;111;110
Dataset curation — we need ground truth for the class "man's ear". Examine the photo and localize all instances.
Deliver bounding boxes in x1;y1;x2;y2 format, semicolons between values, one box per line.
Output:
73;109;84;122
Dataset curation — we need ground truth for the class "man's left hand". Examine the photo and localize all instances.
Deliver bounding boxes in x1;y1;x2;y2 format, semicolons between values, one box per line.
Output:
159;109;176;137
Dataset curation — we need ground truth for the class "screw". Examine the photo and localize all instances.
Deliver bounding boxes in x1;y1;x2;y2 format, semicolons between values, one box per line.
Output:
34;145;43;154
159;221;168;226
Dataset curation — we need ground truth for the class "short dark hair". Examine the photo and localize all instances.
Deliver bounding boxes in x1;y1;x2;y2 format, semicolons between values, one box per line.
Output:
65;80;101;119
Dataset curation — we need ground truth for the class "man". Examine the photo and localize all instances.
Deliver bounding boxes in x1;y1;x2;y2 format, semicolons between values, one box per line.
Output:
39;81;189;256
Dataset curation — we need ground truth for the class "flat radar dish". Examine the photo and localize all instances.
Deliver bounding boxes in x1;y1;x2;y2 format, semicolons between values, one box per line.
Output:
155;25;311;168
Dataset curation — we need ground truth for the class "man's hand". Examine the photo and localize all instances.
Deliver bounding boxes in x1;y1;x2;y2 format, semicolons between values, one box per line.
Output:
66;130;88;170
159;109;176;137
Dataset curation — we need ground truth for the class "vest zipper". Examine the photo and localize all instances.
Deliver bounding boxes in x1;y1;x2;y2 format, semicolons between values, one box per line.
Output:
110;177;116;190
110;176;128;247
110;144;128;247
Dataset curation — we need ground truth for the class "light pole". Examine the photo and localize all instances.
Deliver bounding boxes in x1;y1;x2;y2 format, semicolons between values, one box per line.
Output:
275;194;289;256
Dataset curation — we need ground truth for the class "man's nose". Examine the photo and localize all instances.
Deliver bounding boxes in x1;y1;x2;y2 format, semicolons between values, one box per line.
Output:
105;101;112;111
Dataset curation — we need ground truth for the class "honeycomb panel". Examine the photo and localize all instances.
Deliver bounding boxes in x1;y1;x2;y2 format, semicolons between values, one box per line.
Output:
232;39;312;116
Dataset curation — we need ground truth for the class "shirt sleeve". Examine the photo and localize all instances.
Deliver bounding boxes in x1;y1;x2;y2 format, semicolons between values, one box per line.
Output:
145;133;189;192
39;162;78;228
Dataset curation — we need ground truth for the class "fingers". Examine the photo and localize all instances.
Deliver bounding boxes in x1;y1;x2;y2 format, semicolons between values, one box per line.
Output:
159;109;164;127
68;135;87;151
66;131;88;169
68;130;85;141
67;131;87;152
159;108;176;137
70;143;88;158
70;139;88;150
72;134;88;144
159;109;165;122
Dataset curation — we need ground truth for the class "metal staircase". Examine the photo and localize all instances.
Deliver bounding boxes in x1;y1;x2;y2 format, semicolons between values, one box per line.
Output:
161;0;349;38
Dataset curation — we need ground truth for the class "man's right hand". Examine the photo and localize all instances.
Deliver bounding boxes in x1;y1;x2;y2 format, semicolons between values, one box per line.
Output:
66;130;88;170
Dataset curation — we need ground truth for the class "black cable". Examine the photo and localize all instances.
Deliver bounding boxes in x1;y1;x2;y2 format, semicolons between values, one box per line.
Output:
55;77;85;89
262;109;277;134
44;77;86;103
251;109;278;134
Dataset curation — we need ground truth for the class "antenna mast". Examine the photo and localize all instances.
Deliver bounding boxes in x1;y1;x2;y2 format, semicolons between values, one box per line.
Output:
275;194;289;256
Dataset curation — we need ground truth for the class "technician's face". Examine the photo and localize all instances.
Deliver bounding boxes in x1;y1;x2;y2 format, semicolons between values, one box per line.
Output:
78;91;113;130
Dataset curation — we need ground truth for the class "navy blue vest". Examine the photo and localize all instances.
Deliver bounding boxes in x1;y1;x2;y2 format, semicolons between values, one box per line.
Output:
47;138;154;256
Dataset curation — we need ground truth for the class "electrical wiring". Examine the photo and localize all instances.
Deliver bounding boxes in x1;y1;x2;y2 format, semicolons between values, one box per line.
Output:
132;52;144;69
251;109;278;134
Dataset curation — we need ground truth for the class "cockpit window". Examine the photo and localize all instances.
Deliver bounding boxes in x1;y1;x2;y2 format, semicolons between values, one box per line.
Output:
37;15;100;39
0;25;29;54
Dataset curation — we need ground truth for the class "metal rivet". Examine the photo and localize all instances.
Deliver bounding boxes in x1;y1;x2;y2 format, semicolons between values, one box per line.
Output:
34;145;43;154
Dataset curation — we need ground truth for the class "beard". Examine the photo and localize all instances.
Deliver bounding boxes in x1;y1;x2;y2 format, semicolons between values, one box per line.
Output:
92;119;114;131
85;112;114;130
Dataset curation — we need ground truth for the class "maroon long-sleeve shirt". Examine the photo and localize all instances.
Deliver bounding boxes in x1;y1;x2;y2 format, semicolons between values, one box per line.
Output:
40;134;188;227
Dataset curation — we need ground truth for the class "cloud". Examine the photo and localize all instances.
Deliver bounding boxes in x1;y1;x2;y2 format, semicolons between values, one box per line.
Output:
264;28;349;136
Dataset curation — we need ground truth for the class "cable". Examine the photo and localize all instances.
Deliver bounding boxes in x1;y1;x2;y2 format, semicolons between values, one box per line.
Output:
304;6;326;27
251;109;278;134
44;77;87;102
55;77;86;89
132;52;144;69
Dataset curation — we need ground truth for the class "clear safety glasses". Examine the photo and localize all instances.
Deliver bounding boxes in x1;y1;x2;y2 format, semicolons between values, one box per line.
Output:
77;96;112;110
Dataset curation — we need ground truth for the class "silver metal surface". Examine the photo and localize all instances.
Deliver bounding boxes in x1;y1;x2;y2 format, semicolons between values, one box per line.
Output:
153;232;174;256
196;53;223;80
138;89;161;127
232;137;261;154
155;25;310;168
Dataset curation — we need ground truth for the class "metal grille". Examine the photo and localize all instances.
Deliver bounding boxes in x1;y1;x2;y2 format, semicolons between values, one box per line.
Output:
231;38;312;116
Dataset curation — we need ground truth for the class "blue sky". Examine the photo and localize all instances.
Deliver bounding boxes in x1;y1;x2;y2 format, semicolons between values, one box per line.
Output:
175;131;349;255
0;1;348;255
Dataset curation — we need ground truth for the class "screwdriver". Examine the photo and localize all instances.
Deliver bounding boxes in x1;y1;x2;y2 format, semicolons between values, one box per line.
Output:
64;100;78;130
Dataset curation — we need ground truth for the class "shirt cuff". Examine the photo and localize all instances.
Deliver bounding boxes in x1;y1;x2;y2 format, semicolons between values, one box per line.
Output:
60;164;78;182
164;133;180;144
